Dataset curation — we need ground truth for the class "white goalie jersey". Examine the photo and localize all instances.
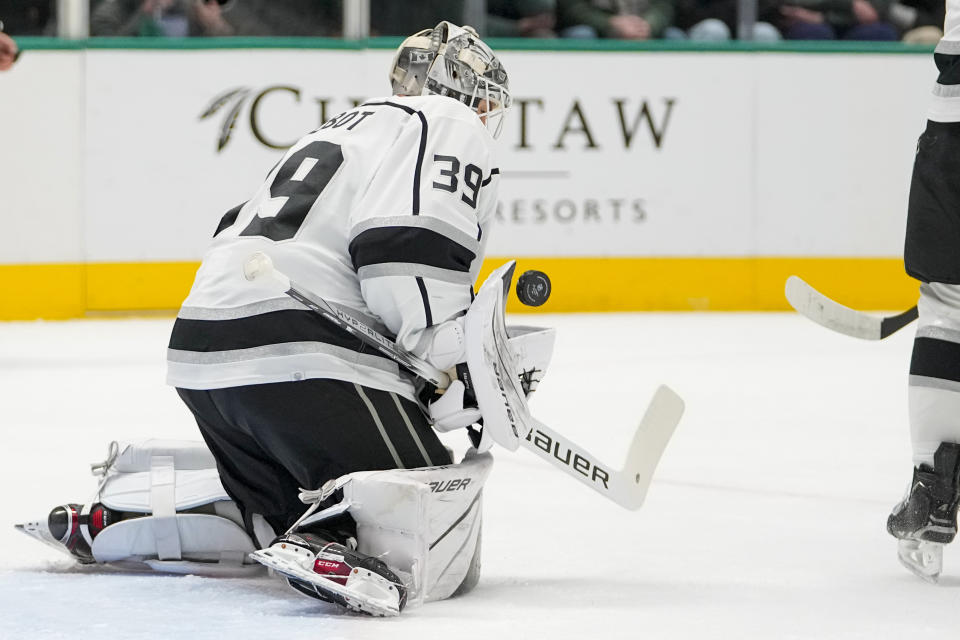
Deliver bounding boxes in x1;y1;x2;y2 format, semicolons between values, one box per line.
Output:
166;95;500;400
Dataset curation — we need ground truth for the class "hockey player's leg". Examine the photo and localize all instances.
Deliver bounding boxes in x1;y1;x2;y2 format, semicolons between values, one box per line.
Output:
177;386;311;534
888;284;960;581
187;380;452;531
894;5;960;578
252;451;493;616
181;378;467;614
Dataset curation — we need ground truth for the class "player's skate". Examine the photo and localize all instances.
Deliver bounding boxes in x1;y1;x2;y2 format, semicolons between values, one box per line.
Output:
887;442;960;582
251;531;407;617
15;503;118;564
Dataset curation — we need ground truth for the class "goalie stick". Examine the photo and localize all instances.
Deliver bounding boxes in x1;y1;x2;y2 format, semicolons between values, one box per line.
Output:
243;252;684;511
784;275;918;340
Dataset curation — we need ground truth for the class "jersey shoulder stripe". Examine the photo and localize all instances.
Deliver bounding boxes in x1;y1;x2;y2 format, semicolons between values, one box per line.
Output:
348;226;477;274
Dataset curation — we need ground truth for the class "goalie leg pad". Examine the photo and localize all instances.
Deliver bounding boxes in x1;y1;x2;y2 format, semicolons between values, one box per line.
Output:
289;450;493;608
16;440;270;577
93;440;269;575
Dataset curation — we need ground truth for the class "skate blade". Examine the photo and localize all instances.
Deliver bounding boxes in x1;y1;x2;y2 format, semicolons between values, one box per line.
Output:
14;519;74;558
251;547;400;617
897;539;944;584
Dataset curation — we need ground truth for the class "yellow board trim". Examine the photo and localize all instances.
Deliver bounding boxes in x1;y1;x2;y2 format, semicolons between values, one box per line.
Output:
0;257;920;320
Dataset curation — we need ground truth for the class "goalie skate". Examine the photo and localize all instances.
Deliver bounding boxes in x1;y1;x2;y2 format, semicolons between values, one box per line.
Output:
15;503;117;564
251;532;407;617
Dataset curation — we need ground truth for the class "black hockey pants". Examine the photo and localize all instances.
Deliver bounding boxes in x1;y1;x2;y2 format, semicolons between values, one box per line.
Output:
177;379;451;535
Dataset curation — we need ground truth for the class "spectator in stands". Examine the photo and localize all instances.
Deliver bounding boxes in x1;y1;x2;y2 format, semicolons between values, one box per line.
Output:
91;0;236;37
369;0;464;36
556;0;673;39
0;0;54;35
487;0;557;37
890;0;944;42
0;25;19;71
204;0;342;37
667;0;782;40
779;0;899;39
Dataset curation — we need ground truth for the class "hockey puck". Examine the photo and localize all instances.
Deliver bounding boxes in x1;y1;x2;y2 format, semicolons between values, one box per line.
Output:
516;270;551;307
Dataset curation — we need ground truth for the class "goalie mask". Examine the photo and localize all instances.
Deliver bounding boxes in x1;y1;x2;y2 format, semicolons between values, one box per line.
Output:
390;22;512;139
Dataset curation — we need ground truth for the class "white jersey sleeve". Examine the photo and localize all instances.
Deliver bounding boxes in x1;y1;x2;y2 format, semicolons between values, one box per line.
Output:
347;97;500;357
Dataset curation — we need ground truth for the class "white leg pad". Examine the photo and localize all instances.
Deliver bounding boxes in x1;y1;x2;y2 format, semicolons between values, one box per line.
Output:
297;450;494;607
92;514;259;576
96;439;231;512
88;440;266;576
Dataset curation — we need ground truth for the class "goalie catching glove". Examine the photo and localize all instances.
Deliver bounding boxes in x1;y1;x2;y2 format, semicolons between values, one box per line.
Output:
427;325;556;435
418;266;556;450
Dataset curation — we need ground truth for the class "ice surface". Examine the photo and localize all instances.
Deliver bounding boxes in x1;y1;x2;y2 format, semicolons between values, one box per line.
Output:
1;313;956;639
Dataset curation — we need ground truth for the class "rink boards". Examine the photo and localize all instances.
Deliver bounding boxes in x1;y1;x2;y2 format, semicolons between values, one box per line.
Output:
0;41;931;318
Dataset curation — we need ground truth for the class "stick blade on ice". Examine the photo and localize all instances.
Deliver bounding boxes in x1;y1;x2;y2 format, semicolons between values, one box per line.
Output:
521;385;684;511
617;385;685;510
784;275;884;340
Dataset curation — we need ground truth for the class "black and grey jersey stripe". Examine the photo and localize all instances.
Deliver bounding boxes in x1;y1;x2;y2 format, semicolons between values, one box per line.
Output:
927;41;960;119
349;216;480;281
349;216;482;329
168;308;400;374
935;41;960;88
910;325;960;391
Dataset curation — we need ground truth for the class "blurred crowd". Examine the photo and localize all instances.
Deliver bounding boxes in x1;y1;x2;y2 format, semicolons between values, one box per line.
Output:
0;0;946;43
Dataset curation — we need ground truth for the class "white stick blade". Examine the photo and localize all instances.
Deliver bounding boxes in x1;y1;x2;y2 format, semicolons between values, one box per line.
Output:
617;385;685;510
784;276;881;340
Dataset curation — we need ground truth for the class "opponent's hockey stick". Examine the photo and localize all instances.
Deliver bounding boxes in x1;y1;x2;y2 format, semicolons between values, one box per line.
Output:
243;252;684;510
784;276;918;340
